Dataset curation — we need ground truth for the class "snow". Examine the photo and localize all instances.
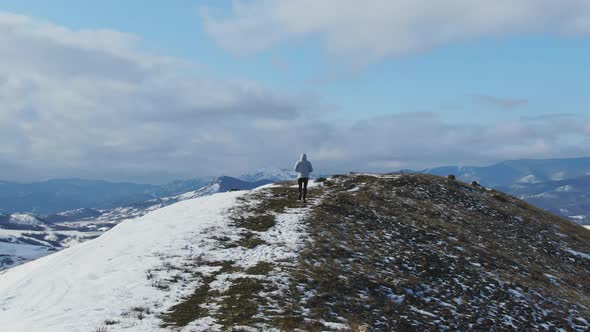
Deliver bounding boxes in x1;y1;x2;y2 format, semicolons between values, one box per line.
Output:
6;213;46;226
183;317;223;331
319;320;349;330
0;229;102;254
568;215;586;220
347;186;362;192
0;242;52;268
518;174;540;184
0;229;102;239
178;183;220;200
410;306;438;318
555;185;574;192
550;171;566;181
0;182;314;331
530;192;557;199
0;191;247;332
508;288;524;298
565;249;590;260
1;179;235;271
239;168;295;182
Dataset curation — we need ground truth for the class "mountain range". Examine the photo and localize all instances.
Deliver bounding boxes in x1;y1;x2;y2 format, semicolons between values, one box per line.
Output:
0;178;209;215
0;169;298;215
419;157;590;187
0;176;275;271
496;175;590;225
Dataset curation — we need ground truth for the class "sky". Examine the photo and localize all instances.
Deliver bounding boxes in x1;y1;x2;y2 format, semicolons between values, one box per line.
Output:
1;0;589;183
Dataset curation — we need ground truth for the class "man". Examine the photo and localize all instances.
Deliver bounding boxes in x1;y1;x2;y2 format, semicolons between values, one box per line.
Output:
294;153;313;201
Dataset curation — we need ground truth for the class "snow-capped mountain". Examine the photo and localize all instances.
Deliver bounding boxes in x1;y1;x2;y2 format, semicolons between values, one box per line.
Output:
497;175;590;225
44;208;103;223
0;213;50;230
421;156;590;187
239;167;296;182
0;176;272;271
1;174;588;331
0;177;210;215
1;168;306;216
93;176;272;224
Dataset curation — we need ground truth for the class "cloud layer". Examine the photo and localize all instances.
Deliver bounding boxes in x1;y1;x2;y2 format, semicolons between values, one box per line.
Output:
202;0;590;65
469;94;529;110
1;13;589;182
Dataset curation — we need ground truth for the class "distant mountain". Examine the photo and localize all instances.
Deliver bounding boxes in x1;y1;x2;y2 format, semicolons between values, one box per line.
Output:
152;178;213;196
239;168;296;182
43;208;103;223
412;157;590;225
0;213;50;231
421;157;590;187
92;176;273;224
497;175;590;225
0;178;210;215
0;168;299;215
0;176;271;271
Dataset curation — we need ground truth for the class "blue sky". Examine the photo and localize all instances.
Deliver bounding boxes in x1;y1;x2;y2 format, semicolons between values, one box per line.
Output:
1;1;589;182
5;0;588;121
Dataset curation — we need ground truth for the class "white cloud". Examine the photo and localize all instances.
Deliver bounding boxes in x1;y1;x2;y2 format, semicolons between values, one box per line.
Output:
1;12;589;182
201;0;590;65
469;94;528;110
0;13;313;182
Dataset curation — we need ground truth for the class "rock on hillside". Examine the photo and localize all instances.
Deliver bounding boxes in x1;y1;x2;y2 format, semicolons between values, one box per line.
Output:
0;174;589;331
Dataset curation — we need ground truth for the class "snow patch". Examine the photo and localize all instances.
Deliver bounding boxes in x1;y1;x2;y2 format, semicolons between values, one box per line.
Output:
517;174;540;184
568;215;586;220
565;248;590;260
555;185;574;192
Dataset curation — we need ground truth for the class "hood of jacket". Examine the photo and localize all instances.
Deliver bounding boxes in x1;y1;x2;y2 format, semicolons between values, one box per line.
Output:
300;153;307;161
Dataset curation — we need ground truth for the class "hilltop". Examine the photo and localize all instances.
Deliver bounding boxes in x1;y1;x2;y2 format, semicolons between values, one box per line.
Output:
0;174;589;331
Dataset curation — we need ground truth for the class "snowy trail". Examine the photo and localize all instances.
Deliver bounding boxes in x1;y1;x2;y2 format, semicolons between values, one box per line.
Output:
0;191;247;332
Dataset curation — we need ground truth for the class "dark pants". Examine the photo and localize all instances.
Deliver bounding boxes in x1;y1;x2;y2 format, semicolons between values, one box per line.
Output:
298;177;309;200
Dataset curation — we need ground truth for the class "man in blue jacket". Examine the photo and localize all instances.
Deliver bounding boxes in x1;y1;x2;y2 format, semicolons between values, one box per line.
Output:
294;153;313;201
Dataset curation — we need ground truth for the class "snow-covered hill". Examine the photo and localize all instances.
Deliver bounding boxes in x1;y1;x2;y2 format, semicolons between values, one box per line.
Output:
0;176;271;271
0;184;312;331
0;213;50;230
1;174;589;331
0;235;55;270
